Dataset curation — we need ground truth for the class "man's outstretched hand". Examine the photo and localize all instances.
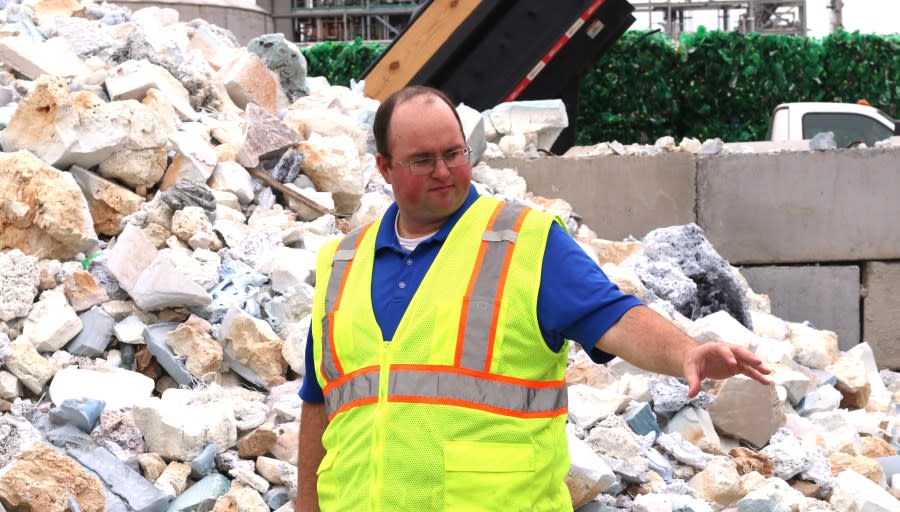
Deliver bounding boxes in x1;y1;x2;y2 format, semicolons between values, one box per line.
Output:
683;343;772;398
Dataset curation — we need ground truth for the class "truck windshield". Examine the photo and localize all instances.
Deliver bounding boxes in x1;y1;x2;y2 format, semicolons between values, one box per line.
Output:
802;112;894;147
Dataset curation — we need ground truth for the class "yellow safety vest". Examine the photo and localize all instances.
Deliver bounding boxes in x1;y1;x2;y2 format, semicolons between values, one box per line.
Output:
311;196;572;511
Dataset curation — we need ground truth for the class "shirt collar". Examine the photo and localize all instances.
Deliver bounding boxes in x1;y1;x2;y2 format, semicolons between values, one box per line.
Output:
375;184;481;252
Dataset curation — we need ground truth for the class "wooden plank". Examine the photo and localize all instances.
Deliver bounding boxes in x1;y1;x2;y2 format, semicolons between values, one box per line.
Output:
364;0;482;102
247;167;336;217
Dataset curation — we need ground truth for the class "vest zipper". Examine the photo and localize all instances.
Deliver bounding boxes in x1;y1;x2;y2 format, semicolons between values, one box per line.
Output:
370;341;392;511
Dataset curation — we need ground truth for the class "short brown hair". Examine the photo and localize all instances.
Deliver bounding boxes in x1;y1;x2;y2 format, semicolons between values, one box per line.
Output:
373;86;465;159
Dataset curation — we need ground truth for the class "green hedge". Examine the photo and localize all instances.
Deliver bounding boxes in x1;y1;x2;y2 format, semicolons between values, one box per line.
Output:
301;38;386;89
301;30;900;145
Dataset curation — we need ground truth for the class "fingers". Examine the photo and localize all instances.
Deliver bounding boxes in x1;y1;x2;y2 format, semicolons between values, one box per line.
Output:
741;365;773;386
725;345;772;384
686;368;701;398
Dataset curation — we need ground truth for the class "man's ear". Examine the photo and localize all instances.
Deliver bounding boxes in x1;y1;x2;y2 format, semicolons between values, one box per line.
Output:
376;153;392;185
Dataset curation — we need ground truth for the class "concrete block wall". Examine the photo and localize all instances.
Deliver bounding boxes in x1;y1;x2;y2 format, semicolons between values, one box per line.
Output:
740;266;861;351
487;146;900;368
487;153;696;242
696;150;900;264
864;262;900;369
116;0;274;44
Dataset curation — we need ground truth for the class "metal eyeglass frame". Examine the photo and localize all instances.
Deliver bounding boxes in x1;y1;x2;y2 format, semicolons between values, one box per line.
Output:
392;145;473;175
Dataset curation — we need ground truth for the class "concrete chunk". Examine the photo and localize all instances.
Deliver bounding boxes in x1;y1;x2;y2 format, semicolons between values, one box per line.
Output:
0;249;40;321
708;375;785;448
566;427;617;508
69;166;144;238
830;469;900;512
48;367;155;410
222;52;279;114
0;36;90;80
686;310;759;349
131;390;237;461
22;287;83;352
665;406;721;453
0;149;98;260
130;252;212;311
106;60;198;121
236;103;301;168
64;268;111;312
5;338;57;394
0;440;106;511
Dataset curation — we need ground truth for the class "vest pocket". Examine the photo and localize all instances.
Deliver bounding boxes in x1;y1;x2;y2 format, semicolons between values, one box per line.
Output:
316;447;340;505
444;441;536;511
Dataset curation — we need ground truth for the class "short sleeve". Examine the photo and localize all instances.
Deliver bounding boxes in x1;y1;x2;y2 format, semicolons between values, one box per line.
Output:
299;325;325;403
537;223;643;363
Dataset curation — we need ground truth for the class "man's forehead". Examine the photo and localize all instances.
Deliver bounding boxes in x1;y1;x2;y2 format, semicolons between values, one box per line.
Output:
393;92;446;117
389;95;460;146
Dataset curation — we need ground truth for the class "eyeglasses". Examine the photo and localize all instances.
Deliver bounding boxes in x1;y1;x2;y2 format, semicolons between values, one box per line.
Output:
392;146;472;176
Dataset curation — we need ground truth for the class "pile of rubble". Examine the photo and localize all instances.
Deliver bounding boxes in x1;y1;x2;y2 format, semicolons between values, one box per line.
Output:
0;1;899;511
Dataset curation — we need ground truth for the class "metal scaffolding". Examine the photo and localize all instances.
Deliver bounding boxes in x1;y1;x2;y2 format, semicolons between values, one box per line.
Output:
285;0;809;42
289;0;422;43
630;0;807;37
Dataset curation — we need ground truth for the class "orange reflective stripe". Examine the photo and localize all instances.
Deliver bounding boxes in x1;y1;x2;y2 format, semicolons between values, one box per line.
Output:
327;397;378;422
323;364;566;420
322;365;380;395
321;223;373;382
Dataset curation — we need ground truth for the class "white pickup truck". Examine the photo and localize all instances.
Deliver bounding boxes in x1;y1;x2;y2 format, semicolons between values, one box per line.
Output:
767;102;899;148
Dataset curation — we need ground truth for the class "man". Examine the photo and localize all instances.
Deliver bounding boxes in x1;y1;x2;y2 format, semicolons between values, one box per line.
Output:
297;86;770;512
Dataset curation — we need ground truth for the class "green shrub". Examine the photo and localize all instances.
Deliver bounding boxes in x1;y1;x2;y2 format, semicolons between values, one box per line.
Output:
302;30;900;145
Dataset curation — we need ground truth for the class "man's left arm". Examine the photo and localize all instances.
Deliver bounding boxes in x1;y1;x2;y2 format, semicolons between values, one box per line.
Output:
594;305;772;397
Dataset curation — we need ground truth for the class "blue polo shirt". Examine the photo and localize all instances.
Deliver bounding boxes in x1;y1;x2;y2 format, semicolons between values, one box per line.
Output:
300;186;642;403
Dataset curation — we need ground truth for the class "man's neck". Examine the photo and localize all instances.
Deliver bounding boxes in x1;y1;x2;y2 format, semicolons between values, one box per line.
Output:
396;215;446;239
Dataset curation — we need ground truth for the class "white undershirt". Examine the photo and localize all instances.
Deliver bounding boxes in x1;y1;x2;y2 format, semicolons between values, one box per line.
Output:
395;215;437;252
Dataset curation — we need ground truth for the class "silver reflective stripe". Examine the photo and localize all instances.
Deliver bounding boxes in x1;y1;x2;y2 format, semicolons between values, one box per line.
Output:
324;370;380;417
458;203;528;371
333;249;356;261
482;229;518;243
325;369;565;418
390;370;566;414
321;226;369;381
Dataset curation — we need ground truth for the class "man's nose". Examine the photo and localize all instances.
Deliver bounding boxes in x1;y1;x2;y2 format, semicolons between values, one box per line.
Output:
431;157;452;177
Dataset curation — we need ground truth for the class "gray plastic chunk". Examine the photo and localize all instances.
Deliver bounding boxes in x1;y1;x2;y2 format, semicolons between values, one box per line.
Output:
50;397;106;433
66;306;116;357
67;497;81;512
46;424;91;449
190;443;219;480
264;487;290;510
165;473;231;512
105;490;130;512
142;323;194;386
63;434;170;512
223;349;269;390
623;402;661;437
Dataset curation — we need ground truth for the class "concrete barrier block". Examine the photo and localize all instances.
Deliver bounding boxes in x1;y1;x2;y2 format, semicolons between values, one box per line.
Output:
697;148;900;264
740;265;861;351
863;262;900;370
486;153;696;241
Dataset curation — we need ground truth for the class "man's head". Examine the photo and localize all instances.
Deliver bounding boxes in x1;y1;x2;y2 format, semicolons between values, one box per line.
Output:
374;86;472;237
